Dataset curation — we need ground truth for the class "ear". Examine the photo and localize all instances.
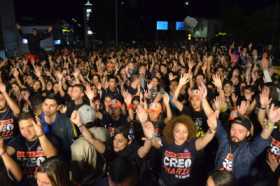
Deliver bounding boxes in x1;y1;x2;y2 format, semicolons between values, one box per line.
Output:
128;140;132;145
246;131;250;137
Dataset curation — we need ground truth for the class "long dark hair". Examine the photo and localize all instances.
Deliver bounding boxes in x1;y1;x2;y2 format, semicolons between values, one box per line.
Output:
36;157;71;186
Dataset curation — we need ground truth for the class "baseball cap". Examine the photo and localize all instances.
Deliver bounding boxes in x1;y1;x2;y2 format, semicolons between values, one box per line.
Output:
231;116;252;131
78;104;96;125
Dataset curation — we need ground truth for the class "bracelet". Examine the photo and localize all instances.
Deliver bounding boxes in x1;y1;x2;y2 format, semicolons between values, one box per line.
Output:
208;128;217;134
78;124;84;129
267;121;275;130
37;134;44;138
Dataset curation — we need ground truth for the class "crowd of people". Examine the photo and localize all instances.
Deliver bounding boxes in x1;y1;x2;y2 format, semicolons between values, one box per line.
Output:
0;27;279;186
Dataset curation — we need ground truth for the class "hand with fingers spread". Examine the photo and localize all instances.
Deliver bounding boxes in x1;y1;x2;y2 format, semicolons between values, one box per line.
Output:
212;74;223;90
178;73;191;87
213;96;222;112
237;101;249;116
33;117;44;137
268;104;280;124
136;105;148;124
260;88;271;109
122;91;133;106
198;82;207;100
85;84;95;101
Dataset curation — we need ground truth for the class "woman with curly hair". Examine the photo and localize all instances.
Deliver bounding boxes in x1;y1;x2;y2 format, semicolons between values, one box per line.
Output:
138;105;219;186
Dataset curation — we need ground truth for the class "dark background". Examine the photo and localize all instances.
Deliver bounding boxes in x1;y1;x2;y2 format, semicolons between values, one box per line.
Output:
14;0;279;43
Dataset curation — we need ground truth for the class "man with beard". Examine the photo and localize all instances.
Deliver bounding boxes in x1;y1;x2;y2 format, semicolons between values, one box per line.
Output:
39;93;74;161
0;83;20;141
214;106;280;186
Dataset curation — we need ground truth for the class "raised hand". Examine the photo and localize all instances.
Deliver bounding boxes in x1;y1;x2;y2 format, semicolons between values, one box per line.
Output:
34;66;42;77
0;83;6;93
260;88;271;109
122;91;133;105
71;111;82;126
207;111;219;131
188;60;195;70
212;74;223;90
213;96;222;112
237;101;249;116
268;104;280;123
55;71;63;82
85;84;95;101
142;121;155;139
198;82;207;99
136;105;148;124
33;117;44;137
179;73;191;87
73;68;80;78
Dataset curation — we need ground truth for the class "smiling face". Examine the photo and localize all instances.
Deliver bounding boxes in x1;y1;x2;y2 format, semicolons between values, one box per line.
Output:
173;123;189;146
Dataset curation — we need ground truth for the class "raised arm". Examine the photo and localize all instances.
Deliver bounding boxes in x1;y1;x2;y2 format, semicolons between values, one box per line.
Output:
172;73;191;111
162;93;172;122
258;88;271;127
33;118;57;158
122;91;134;121
34;66;46;91
0;83;20;117
0;138;22;182
136;106;161;149
70;111;105;154
261;105;280;140
195;111;218;151
199;82;214;117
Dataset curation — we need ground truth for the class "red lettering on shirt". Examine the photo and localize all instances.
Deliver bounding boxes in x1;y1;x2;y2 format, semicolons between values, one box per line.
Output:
163;150;192;179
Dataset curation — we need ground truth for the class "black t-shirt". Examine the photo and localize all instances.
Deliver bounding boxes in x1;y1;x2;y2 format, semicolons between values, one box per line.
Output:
101;112;128;132
0;108;18;141
182;105;208;137
269;129;280;160
8;135;57;186
105;142;141;170
160;139;197;186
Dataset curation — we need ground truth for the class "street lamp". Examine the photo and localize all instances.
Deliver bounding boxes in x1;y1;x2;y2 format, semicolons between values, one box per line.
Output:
84;0;95;48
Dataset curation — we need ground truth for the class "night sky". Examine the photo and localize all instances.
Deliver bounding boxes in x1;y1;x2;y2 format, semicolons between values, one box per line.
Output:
14;0;276;24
